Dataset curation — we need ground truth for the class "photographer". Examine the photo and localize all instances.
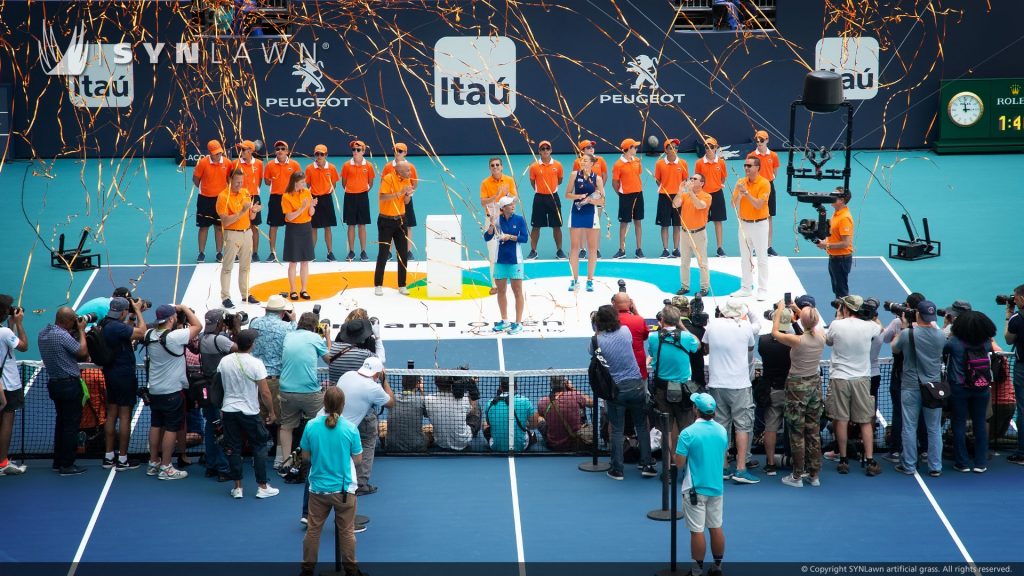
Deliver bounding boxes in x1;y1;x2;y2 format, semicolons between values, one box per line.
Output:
38;307;90;475
425;376;474;451
891;301;945;477
612;292;649;382
100;297;147;471
387;375;428;453
278;312;331;477
536;375;592;451
647;305;700;454
673;295;708;389
879;292;926;464
339;357;394;495
76;286;149;326
0;295;28;475
198;309;240;480
143;304;201;480
825;295;882;476
485;377;542;452
1004;285;1024;466
814;186;854;299
756;306;796;476
250;294;296;469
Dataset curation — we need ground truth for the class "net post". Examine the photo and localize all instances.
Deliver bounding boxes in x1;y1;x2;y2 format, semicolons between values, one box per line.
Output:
578;389;609;472
648;410;682;521
507;373;515;454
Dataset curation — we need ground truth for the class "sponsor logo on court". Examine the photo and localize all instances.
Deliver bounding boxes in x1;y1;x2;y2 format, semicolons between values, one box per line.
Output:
599;54;685;105
434;36;517;119
815;37;879;100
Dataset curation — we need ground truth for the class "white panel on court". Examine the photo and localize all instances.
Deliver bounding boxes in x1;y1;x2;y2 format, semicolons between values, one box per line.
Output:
426;214;463;298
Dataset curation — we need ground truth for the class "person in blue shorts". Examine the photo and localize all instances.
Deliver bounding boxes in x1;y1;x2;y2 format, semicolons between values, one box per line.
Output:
676;392;729;576
484;196;529;335
564;153;605;292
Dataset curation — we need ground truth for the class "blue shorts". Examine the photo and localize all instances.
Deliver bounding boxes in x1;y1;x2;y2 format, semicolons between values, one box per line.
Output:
494;262;525;281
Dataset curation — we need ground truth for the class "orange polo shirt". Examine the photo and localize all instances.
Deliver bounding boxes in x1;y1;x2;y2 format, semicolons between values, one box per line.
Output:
529;159;563;195
194;156;231;198
305;162;340;197
827;206;854;256
379;172;412;217
680;190;712;231
381;160;419;186
612;156;643;194
281;190;313;224
265;158;302;196
231;158;263;197
732;175;771;221
573;156;608;181
747;149;780;182
216;187;253;231
694;156;728;194
480;174;518;204
341;159;375;194
655;157;689;196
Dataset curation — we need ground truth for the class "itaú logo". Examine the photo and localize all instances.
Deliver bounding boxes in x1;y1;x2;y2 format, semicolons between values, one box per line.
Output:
433;36;517;119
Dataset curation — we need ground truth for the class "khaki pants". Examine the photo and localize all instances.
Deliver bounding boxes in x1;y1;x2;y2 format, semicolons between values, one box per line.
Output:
302;491;358;576
678;227;709;291
221;228;253;300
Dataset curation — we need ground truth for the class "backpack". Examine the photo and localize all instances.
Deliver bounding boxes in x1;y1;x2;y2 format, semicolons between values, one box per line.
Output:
85;318;117;368
964;345;995;390
588;335;618;402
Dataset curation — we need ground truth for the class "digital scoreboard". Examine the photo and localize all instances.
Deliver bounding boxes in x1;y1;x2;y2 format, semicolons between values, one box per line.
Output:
935;78;1024;153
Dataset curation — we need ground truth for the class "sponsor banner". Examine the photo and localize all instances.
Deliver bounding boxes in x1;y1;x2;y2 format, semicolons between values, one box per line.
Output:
815;37;879;100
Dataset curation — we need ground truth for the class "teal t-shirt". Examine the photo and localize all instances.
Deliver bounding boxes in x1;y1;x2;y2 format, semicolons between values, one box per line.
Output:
647;329;699;382
279;330;328;393
676;418;729;496
486;394;535;451
300;414;362;494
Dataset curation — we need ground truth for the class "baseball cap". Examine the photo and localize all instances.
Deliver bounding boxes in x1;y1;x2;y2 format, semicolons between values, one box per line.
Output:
204;308;226;331
357;356;384;377
691;392;716;415
155;304;176;323
350;140;367;150
314;144;328;154
776;308;794;332
236;140;256;151
704;136;719;147
497;196;516;209
578;139;595;150
273;140;289;149
839;295;864;312
394;142;408;153
795;295;816;309
917;300;938;323
107;297;129;318
721;298;747;318
263;294;294;312
754;130;769;140
207;140;224;155
938;300;972;319
664;138;680;149
619;138;641;151
538;140;552;149
670;295;690;310
235;329;259;351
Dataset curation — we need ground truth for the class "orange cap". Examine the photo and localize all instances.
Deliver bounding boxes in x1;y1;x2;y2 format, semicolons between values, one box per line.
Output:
349;140;367;150
273;140;289;149
314;144;328;154
704;136;718;147
578;139;595;150
538;140;552;149
394;142;408;153
619;138;641;152
754;130;769;140
664;138;680;149
207;140;224;155
236;140;255;151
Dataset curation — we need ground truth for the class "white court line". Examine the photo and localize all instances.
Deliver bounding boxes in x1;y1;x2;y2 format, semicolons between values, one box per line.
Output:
497;337;506;372
67;401;146;576
508;457;526;576
879;257;913;294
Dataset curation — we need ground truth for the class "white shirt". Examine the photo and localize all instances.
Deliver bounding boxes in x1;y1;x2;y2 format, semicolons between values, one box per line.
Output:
337;371;390;426
145;328;191;395
826;317;882;379
424;392;473;450
702;317;756;389
218;353;268;416
0;326;21;391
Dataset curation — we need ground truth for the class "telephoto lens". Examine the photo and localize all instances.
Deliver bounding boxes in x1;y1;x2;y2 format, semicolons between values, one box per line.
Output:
79;312;98;323
995;294;1014;306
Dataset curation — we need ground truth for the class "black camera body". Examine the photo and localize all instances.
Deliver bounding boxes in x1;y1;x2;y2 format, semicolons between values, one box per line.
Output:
883;300;915;323
224;310;249;328
617;279;627;293
797;205;830;243
137;387;152;406
996;294;1015;306
79;312;98;324
689;294;709;327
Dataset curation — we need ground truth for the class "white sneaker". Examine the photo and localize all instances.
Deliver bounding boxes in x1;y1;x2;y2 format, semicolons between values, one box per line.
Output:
731;288;753;297
256;484;280;499
756;290;769;301
398;287;410;296
2;462;26;475
230;487;243;499
146;461;160;476
374;286;384;296
157;465;188;480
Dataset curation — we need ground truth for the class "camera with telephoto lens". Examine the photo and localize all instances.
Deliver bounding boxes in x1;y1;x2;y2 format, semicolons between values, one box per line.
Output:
883;300;915;322
689;294;709;327
132;298;152;310
860;298;879;320
78;312;98;324
617;279;627;293
763;309;777;321
176;307;194;327
224;310;248;328
996;294;1015;306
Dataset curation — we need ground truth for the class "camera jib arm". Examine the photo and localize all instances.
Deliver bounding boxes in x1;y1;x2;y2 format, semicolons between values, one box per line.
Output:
785;99;853;206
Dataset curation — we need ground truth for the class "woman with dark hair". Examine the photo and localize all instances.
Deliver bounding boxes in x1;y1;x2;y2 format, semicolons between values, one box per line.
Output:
590;304;655;480
945;310;998;473
282;171;316;300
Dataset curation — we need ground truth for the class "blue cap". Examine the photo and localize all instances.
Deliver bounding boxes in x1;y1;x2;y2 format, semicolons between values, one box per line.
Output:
155;304;176;322
690;392;716;414
795;295;816;309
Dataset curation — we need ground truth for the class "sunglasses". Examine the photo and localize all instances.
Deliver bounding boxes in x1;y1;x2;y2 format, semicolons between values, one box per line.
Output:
275;147;287;151
489;163;501;168
755;138;767;143
314;152;326;157
689;176;700;180
706;144;717;149
539;146;551;151
743;164;756;168
352;148;364;152
666;144;677;149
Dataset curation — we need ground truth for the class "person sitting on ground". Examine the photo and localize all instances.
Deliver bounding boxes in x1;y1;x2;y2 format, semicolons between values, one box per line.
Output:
386;375;428;453
536;375;593;451
425;375;474;451
484;378;542;452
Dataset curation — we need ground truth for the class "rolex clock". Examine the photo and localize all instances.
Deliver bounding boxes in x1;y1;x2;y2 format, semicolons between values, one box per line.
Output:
935;79;1024;153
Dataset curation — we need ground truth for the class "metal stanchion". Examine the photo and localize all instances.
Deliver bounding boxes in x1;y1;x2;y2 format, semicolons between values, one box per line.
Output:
655;463;680;576
578;394;610;472
648;411;684;520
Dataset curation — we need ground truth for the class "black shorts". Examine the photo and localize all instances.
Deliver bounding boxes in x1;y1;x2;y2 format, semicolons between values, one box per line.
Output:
617;192;644;222
266;195;285;227
531;194;563;228
767;180;777;217
708;191;727;222
103;371;138;407
149;391;184;432
196;195;220;228
655;194;681;227
405;197;417;228
343;192;371;225
2;387;24;413
311;194;338;228
250;195;263;226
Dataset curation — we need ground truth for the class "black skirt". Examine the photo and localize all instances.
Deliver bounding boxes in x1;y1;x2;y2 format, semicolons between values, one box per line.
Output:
311;193;338;228
284;222;314;262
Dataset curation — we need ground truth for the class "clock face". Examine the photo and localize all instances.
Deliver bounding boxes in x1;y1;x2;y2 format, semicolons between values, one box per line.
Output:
948;91;984;127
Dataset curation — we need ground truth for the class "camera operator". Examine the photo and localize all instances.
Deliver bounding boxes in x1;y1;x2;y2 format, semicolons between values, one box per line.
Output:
339;357;395;495
814;187;854;298
38;307;90;475
1003;284;1024;465
250;294;296;469
0;295;28;475
825;295;882;476
278;312;331;477
939;300;972;338
612;292;649;382
879;292;926;463
756;306;796;476
891;301;945;476
100;297;147;471
672;295;709;389
647;305;701;455
143;304;201;480
197;309;241;480
77;287;151;326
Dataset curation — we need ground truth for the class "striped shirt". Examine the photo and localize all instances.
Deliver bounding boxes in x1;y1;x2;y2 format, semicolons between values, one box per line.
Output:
591;326;641;385
38;324;82;380
327;341;374;385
